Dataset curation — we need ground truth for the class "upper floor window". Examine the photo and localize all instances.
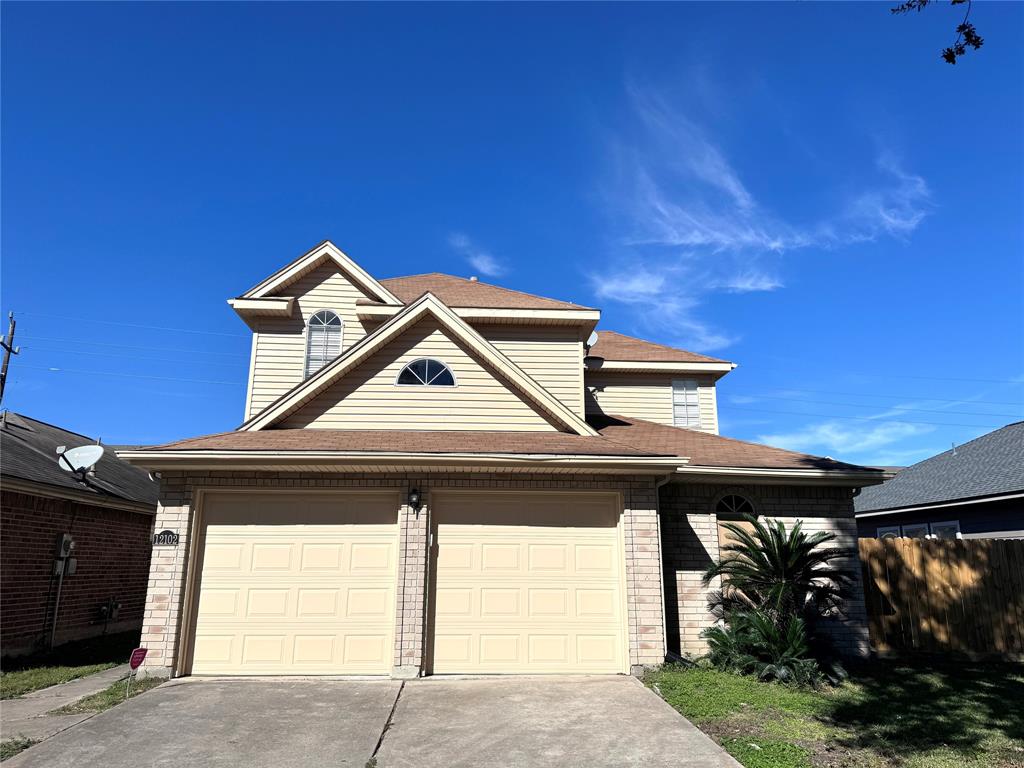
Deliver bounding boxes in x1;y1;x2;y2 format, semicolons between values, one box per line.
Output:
396;358;456;387
305;310;343;378
672;379;701;429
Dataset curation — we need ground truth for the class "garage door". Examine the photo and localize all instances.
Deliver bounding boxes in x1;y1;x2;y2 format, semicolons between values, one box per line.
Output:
430;492;627;674
189;492;398;675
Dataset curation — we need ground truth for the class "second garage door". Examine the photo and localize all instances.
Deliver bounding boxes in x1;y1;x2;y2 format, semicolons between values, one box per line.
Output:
430;492;628;674
189;491;399;676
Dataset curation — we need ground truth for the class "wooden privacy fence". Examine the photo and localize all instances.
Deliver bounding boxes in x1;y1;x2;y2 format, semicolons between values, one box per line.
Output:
858;538;1024;658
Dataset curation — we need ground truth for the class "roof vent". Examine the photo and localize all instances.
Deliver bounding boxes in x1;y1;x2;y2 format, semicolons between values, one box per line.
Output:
469;276;478;282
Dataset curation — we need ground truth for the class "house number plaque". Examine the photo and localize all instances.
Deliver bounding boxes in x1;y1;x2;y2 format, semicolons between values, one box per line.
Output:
153;530;180;547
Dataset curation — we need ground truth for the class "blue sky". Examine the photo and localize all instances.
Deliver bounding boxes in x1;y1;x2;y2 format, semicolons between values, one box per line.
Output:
2;2;1022;466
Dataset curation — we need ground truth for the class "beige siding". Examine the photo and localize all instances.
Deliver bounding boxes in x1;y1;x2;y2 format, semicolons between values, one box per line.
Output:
584;372;719;434
247;264;379;419
280;317;560;431
481;326;584;418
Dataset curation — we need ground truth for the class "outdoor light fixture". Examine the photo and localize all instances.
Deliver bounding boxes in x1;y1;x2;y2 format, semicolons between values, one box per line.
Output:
408;488;422;513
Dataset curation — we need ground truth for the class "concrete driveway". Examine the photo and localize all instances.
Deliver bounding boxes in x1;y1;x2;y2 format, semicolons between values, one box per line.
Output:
5;676;738;768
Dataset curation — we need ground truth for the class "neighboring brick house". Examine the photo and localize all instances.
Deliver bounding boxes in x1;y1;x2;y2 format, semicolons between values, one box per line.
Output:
119;240;883;679
1;412;157;656
856;421;1024;540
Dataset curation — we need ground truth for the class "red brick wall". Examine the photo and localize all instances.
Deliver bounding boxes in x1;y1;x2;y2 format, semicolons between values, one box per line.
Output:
1;489;154;655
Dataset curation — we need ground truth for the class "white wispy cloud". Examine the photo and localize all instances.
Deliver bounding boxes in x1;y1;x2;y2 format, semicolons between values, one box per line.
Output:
448;232;507;277
758;420;937;463
589;82;932;351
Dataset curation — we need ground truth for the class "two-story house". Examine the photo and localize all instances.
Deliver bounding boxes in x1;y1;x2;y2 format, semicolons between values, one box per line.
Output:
121;240;883;679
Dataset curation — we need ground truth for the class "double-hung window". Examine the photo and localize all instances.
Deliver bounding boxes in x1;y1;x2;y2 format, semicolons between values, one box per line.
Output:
672;379;701;429
304;310;343;378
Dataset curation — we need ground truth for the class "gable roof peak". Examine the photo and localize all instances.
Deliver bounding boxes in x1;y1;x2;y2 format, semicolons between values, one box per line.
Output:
238;240;401;304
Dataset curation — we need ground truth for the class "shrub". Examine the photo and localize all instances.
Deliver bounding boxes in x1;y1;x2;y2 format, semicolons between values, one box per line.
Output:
701;515;855;686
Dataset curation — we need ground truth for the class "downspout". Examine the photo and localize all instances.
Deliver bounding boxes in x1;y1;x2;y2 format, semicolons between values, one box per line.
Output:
654;473;673;666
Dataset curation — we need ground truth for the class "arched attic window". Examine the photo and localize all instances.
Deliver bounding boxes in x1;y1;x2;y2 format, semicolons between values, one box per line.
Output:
305;310;343;378
715;493;756;520
396;358;456;387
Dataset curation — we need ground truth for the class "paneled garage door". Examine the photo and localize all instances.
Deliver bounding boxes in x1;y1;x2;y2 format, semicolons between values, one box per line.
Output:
430;492;628;674
189;492;399;675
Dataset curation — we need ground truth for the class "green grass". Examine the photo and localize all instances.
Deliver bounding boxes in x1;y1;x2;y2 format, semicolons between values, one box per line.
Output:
723;737;812;768
50;676;165;715
0;738;37;762
646;660;1024;768
0;631;140;700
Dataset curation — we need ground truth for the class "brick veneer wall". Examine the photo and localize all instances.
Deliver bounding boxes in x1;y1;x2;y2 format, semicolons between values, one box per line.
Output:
0;489;154;656
139;471;665;678
659;482;869;658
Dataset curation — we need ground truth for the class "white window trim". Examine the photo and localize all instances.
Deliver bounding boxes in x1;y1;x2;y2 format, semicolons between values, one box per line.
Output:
304;309;344;379
394;357;458;387
929;520;962;540
877;525;901;539
672;378;702;430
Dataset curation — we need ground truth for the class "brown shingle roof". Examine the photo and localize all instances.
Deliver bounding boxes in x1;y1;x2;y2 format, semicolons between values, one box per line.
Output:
144;429;658;457
138;418;876;474
374;274;593;311
592;415;876;472
587;331;730;364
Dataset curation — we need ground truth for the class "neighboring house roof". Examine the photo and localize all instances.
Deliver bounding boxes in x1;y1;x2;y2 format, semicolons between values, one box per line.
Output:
0;411;158;508
375;273;592;311
591;415;877;473
854;421;1024;514
586;331;730;365
240;293;599;436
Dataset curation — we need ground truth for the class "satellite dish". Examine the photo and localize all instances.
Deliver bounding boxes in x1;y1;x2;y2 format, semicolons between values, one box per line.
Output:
586;330;599;348
57;444;104;474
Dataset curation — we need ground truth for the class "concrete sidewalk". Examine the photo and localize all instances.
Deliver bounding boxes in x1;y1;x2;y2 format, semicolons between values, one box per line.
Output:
1;665;130;742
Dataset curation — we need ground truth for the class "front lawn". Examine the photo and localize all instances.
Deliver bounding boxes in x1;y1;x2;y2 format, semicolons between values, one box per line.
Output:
0;631;140;699
646;660;1024;768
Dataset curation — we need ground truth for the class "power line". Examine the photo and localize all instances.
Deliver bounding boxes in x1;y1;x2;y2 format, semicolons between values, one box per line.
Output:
18;363;241;386
756;367;1023;385
18;334;249;358
23;347;245;368
726;405;1006;429
726;394;1022;419
18;312;247;338
727;387;1024;407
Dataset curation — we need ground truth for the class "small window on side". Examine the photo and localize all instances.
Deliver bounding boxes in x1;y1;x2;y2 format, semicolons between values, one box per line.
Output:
901;523;930;539
930;520;961;540
877;526;901;540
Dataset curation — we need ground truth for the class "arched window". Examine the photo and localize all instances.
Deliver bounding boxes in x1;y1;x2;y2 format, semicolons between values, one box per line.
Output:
396;358;456;387
715;494;756;520
305;310;343;378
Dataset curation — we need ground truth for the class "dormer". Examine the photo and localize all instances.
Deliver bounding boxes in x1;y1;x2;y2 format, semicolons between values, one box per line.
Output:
231;241;600;422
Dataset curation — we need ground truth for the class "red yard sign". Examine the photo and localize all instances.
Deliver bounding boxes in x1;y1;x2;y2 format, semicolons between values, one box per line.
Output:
129;647;148;671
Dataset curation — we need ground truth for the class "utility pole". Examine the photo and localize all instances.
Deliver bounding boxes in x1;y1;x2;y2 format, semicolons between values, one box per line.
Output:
0;312;20;405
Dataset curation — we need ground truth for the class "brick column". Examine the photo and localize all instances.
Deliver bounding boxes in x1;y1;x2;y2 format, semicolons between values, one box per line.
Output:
623;480;666;673
392;484;429;678
138;475;193;678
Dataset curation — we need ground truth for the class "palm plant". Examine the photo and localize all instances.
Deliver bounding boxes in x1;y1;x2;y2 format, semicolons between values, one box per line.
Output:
700;515;855;686
703;514;854;630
